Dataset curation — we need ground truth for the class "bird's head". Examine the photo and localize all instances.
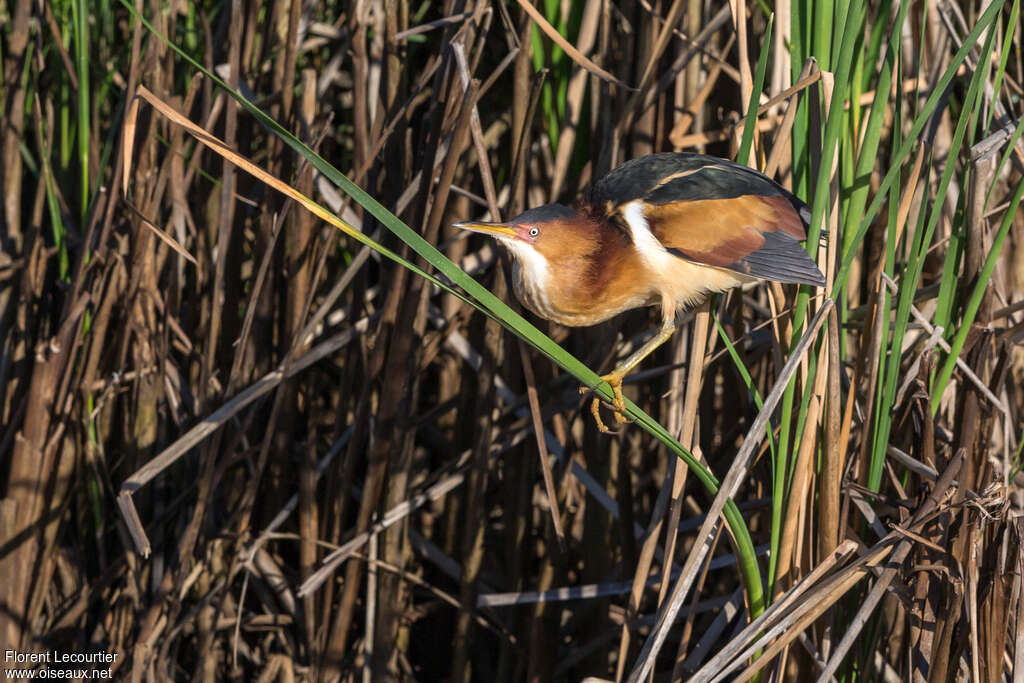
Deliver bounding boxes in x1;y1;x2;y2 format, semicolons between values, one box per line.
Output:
455;203;636;326
454;204;599;270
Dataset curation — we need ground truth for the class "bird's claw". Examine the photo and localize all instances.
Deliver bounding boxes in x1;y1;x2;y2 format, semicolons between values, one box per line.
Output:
590;398;629;434
580;372;630;434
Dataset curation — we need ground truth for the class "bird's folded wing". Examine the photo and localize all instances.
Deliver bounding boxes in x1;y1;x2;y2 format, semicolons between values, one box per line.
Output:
644;194;826;287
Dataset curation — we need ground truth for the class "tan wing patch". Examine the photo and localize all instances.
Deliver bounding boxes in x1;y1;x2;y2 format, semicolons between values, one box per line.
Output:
643;194;807;268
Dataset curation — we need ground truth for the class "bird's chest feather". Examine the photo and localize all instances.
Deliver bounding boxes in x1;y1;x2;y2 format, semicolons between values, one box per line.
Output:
508;242;656;327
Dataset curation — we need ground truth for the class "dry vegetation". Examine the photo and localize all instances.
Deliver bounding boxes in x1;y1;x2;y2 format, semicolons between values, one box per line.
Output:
2;0;1024;680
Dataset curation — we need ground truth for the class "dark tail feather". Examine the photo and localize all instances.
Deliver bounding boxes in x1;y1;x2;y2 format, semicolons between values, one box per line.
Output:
736;230;826;287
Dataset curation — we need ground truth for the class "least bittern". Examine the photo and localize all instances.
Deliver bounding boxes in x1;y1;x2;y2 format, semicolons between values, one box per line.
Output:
455;153;825;432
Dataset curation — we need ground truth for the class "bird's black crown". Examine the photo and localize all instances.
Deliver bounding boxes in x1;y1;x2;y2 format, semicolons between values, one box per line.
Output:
510;203;575;225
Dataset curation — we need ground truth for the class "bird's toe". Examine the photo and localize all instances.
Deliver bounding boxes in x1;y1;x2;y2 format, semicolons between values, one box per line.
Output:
581;372;632;433
589;397;620;434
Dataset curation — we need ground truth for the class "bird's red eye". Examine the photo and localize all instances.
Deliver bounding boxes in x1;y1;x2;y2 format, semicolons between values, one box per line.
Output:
528;227;540;238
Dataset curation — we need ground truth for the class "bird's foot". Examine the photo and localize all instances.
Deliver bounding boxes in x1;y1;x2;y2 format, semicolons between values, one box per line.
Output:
580;372;630;434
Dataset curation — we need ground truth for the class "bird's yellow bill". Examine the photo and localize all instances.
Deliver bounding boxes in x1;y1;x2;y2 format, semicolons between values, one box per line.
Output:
453;221;517;238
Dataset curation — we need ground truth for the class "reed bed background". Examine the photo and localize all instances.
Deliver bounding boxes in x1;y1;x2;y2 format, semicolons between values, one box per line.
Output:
2;0;1024;680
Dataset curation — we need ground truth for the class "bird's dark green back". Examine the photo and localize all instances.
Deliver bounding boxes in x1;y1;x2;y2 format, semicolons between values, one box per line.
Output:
586;153;811;224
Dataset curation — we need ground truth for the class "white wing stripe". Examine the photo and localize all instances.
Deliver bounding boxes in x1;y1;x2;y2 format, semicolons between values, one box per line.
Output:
622;201;670;270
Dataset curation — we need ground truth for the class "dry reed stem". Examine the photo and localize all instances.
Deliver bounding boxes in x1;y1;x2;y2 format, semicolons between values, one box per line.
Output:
628;299;833;682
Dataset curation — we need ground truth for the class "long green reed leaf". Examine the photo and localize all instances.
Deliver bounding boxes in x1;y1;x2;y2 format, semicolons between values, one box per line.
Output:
771;0;866;594
737;14;773;166
832;0;1007;295
931;173;1024;408
870;17;999;487
120;0;767;619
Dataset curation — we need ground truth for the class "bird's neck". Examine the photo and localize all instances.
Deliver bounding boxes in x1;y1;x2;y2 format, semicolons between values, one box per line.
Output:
506;218;641;327
505;241;559;321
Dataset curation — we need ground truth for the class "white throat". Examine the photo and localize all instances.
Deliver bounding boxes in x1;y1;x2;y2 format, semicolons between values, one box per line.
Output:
502;239;557;320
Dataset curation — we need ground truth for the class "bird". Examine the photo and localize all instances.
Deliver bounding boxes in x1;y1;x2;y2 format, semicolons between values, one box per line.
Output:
454;152;826;433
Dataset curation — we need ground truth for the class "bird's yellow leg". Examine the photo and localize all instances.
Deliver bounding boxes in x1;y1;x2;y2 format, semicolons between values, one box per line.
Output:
584;316;678;433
